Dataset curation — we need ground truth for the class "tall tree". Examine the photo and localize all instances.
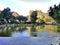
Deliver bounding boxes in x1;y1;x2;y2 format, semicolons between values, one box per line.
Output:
48;4;60;23
1;7;11;22
1;7;14;23
30;11;37;23
2;7;11;16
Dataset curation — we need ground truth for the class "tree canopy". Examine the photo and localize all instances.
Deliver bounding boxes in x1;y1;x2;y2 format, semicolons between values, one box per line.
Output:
48;4;60;23
30;11;37;23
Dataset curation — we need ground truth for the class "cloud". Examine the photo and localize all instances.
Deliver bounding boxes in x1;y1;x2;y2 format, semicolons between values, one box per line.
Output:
11;0;51;16
7;0;60;16
0;0;60;16
20;0;51;2
13;0;50;10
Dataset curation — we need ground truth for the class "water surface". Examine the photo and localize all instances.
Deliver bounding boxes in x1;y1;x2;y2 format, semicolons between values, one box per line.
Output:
0;25;60;45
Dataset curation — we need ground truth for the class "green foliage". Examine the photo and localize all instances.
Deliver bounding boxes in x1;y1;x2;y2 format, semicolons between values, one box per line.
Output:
37;15;45;24
48;4;60;23
17;16;27;23
57;24;60;32
31;11;37;23
0;7;18;24
0;13;4;20
31;26;37;37
37;19;45;25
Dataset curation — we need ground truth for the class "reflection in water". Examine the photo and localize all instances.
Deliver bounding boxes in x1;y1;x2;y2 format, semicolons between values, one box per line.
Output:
0;25;60;37
57;25;60;32
11;30;29;37
0;25;27;37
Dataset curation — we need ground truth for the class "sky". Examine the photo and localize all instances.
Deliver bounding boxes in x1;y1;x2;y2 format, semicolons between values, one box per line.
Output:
0;0;60;16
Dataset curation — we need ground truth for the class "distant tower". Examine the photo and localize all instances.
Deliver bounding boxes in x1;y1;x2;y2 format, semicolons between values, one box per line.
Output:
29;10;33;15
37;10;42;15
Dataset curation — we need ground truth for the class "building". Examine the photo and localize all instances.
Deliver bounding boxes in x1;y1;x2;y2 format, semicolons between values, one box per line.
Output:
12;12;19;18
26;15;31;22
27;10;56;24
37;10;43;15
27;10;48;22
29;10;33;15
29;10;43;16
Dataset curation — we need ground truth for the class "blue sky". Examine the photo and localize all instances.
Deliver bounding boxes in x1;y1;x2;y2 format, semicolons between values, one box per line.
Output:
0;0;60;16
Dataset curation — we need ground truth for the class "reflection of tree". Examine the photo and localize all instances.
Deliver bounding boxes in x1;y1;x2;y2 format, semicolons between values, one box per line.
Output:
18;27;27;32
27;25;57;37
36;25;45;32
35;25;57;37
0;27;11;37
30;26;37;37
0;25;27;37
57;25;60;32
0;25;59;37
44;25;57;33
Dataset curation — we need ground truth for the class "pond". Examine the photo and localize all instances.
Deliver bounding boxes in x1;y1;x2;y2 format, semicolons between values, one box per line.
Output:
0;24;60;45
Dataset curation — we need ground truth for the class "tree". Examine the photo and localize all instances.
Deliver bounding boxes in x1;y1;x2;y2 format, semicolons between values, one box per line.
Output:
1;7;17;23
17;16;27;23
1;7;12;23
36;15;45;24
2;7;11;16
30;11;37;23
48;4;60;23
23;17;27;23
0;13;4;24
0;13;4;20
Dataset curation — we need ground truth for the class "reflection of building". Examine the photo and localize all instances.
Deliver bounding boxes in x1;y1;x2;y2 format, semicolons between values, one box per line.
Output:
26;25;57;37
26;27;31;36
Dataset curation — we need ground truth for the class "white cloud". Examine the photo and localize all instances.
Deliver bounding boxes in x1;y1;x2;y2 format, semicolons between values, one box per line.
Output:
12;0;50;15
12;0;49;16
20;0;51;2
0;0;60;16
